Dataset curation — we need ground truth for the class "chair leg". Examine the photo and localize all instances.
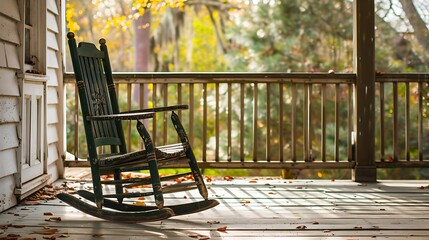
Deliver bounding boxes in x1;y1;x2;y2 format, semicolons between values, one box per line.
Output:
171;112;209;200
89;159;104;208
136;120;164;208
114;169;124;203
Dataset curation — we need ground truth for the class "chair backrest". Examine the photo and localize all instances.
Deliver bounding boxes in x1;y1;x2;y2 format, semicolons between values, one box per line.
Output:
67;32;127;159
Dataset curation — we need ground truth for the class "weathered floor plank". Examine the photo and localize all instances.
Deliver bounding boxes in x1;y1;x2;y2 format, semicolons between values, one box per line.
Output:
1;177;429;239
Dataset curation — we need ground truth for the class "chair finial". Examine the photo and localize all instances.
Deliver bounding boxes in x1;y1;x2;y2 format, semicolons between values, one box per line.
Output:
99;38;106;45
67;32;75;39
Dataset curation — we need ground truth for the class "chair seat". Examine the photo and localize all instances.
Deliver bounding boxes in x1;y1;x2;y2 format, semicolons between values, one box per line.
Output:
99;143;189;169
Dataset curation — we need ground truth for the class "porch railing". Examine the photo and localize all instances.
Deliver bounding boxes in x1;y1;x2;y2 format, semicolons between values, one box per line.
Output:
63;73;429;170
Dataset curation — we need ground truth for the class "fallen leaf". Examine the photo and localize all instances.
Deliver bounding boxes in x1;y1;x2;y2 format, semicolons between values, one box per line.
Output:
44;212;54;216
92;234;104;237
249;180;257;183
24;201;40;205
207;221;220;224
198;236;210;240
296;225;307;229
19;238;36;240
0;224;12;229
34;228;59;235
45;217;62;222
137;197;146;200
217;226;227;232
268;192;276;195
133;201;146;206
223;176;234;181
241;200;250;204
43;236;57;240
12;225;25;228
354;226;363;229
6;233;21;238
357;183;367;187
312;221;319;224
188;233;199;238
324;230;331;233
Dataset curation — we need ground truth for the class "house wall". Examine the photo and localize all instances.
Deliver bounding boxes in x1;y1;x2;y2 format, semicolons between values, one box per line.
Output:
0;0;63;212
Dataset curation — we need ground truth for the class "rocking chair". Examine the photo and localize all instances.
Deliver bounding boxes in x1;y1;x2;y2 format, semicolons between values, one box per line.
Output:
57;32;218;222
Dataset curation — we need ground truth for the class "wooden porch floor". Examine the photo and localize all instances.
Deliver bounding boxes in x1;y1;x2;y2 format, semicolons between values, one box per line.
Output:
1;169;429;239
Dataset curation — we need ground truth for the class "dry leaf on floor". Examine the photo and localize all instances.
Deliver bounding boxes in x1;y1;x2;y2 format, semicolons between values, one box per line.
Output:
217;226;227;232
33;228;59;235
92;234;104;237
207;220;220;224
24;201;41;205
296;225;307;229
133;201;146;206
44;212;54;216
45;217;62;222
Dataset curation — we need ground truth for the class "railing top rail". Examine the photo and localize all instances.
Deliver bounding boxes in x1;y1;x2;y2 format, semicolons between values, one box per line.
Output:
64;72;356;84
376;73;429;82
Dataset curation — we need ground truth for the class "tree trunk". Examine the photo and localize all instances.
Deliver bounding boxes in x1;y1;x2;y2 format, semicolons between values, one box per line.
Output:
399;0;429;65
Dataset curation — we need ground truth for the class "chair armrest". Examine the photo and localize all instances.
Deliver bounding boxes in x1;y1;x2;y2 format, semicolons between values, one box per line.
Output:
87;112;154;121
122;104;189;114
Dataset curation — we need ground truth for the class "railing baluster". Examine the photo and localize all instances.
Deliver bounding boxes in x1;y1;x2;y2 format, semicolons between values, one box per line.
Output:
304;84;309;161
335;84;340;162
152;83;157;145
74;85;79;160
380;82;385;161
393;82;398;161
266;83;271;162
348;83;353;161
405;83;410;161
321;84;326;162
253;83;258;162
139;83;145;149
163;83;168;145
279;82;284;162
215;83;220;162
418;81;423;161
127;83;132;152
240;82;244;162
291;83;297;162
203;83;207;162
228;83;232;162
189;83;194;147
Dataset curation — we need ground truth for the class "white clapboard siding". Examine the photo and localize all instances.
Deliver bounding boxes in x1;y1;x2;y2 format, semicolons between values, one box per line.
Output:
0;123;19;151
0;97;19;123
0;15;20;44
47;0;59;15
47;105;59;124
47;124;59;144
46;68;59;87
47;12;59;33
0;43;7;67
0;0;20;21
0;68;19;96
47;88;58;104
0;175;18;211
47;143;59;165
0;148;17;178
5;43;20;69
47;49;59;69
47;31;59;51
47;162;59;184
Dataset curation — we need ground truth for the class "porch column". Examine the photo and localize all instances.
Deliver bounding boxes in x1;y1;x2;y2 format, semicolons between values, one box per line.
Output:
352;0;377;182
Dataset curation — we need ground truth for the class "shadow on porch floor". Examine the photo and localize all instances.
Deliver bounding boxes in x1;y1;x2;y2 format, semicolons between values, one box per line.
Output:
1;168;429;239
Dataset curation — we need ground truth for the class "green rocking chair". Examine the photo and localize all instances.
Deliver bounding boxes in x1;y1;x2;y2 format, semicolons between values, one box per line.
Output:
57;32;218;222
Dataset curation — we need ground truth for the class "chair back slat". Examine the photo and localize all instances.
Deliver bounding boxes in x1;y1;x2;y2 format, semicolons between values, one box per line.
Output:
68;35;126;157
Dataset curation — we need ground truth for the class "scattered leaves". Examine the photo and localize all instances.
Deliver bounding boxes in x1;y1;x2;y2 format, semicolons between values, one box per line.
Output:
133;201;146;206
11;225;25;228
216;226;227;232
45;217;62;222
207;221;220;224
223;176;234;181
33;228;59;235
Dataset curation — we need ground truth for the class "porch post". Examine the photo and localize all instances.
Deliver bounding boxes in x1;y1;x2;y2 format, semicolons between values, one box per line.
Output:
352;0;377;182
